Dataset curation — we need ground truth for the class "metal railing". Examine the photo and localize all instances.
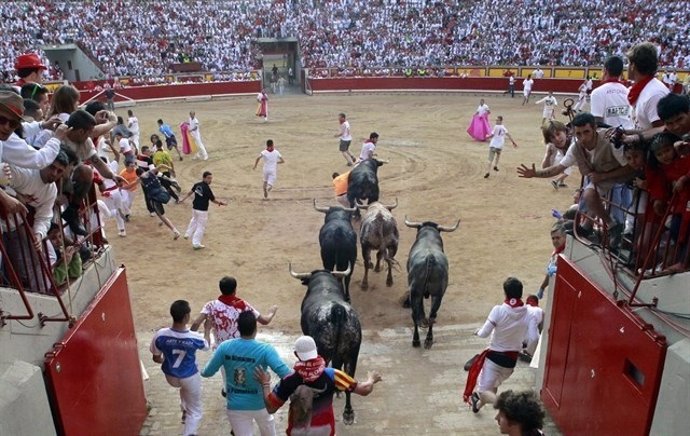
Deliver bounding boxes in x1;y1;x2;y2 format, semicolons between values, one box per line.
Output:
569;182;689;307
0;187;105;327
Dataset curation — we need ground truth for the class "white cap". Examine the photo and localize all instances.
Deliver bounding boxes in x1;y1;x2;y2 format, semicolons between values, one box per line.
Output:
294;336;318;361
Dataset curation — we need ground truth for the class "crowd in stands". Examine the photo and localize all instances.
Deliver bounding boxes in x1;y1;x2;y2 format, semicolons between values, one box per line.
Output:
1;0;688;80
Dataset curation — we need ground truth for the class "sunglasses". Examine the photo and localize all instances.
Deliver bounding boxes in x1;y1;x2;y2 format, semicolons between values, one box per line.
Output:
0;116;20;129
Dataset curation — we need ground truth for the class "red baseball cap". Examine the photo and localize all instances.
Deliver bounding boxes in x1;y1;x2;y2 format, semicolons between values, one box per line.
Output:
15;53;47;70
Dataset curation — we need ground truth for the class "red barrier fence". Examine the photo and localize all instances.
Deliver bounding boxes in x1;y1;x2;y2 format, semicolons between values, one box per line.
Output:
307;76;589;94
80;80;262;103
542;257;667;436
44;266;147;436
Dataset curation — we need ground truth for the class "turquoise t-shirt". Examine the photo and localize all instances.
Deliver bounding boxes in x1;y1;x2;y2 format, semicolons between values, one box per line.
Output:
201;338;291;410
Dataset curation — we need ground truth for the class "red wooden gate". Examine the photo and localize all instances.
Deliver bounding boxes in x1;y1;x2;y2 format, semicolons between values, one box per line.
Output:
44;267;147;436
542;257;667;436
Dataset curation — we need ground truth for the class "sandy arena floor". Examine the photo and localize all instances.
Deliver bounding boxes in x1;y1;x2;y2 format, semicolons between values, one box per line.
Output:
107;91;577;435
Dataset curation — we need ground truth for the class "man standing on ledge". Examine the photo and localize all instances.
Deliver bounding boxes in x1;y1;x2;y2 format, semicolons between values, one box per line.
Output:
179;171;227;250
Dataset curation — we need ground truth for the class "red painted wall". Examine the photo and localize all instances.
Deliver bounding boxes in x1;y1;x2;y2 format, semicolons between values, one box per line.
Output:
80;80;261;102
308;77;587;93
44;267;147;436
542;257;667;436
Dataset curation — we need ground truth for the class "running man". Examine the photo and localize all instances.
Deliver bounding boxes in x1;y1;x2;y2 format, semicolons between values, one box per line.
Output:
253;139;285;199
179;171;227;250
334;113;356;165
158;118;183;161
483;116;517;178
535;92;558;124
150;300;209;436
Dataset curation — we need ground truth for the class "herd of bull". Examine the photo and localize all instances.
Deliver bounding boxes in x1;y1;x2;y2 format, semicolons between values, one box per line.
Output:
287;158;460;423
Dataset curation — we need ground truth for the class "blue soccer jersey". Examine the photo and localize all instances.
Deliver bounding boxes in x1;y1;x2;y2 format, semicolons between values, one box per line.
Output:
151;328;209;379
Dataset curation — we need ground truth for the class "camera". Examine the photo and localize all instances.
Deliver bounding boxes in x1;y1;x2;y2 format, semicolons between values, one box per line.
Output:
611;126;626;149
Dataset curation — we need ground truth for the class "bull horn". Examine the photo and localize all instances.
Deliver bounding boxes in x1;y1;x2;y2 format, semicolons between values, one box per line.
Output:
337;205;357;213
289;262;312;280
331;262;352;278
438;219;461;233
356;200;369;211
404;215;422;228
312;199;330;213
384;197;398;211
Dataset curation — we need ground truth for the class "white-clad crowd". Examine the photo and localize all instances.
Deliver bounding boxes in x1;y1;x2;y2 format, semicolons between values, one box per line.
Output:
1;0;688;79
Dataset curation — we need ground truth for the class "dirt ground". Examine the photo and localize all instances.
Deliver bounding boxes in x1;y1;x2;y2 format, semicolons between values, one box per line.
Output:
108;91;576;435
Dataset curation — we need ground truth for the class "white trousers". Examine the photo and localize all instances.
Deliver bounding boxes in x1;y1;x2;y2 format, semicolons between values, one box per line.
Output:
185;209;209;246
121;189;136;215
477;358;514;394
192;132;208;160
103;190;126;231
165;373;203;436
226;409;275;436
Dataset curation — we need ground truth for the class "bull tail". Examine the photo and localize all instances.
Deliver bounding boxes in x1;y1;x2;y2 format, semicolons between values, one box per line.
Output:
330;304;348;371
423;255;435;299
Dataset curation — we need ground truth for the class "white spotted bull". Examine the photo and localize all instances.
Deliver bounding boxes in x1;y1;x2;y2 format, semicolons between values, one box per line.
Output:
357;199;399;290
289;263;362;425
404;216;460;349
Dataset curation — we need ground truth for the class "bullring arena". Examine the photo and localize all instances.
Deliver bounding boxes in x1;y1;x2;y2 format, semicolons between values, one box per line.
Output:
116;92;571;435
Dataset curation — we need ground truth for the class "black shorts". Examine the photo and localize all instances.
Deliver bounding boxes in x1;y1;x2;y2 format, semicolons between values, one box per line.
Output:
339;139;352;152
152;201;165;216
165;135;178;149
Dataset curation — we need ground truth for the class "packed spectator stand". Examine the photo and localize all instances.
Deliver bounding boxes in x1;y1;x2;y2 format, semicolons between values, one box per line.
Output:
1;0;689;81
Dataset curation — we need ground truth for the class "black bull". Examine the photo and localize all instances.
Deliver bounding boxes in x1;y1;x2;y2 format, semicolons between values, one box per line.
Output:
347;159;385;208
313;201;357;301
289;266;362;425
404;217;460;349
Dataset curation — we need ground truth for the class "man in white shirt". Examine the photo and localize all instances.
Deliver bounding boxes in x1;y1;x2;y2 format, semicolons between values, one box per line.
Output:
535;92;558;123
484;116;517;178
127;109;140;150
358;132;379;163
252;139;285;199
4;150;69;294
521;75;534;106
188;111;209;161
532;67;544;79
573;82;588;113
334;112;355;165
590;56;634;129
621;42;669;144
464;277;539;413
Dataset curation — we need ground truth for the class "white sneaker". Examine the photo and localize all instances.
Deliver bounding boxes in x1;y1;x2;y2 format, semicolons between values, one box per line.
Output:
149;212;156;217
118;230;126;237
183;234;189;240
192;244;206;250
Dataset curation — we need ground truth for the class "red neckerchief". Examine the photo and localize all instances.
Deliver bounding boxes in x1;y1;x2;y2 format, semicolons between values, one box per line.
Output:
504;298;524;308
627;75;654;106
552;243;565;256
218;294;241;306
294;357;326;382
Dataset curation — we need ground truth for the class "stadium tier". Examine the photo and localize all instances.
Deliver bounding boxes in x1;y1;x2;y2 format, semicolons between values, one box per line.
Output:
1;0;688;80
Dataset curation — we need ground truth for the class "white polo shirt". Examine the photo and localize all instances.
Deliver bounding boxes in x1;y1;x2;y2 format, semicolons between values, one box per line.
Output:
632;78;669;130
591;81;634;129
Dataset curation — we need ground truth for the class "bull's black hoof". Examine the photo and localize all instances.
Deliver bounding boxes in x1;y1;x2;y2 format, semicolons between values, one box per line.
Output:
424;339;433;349
343;409;355;425
374;265;381;272
360;282;368;290
386;279;393;287
412;339;421;348
402;297;411;308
